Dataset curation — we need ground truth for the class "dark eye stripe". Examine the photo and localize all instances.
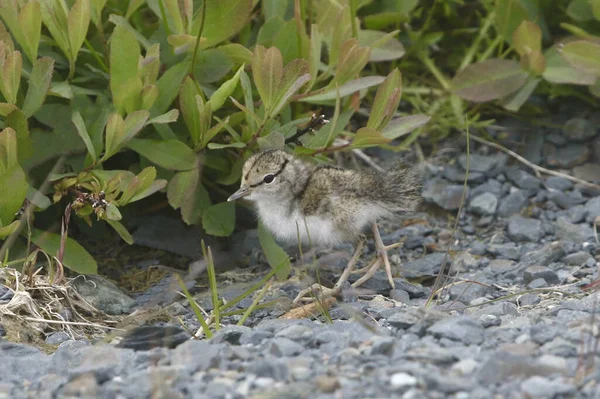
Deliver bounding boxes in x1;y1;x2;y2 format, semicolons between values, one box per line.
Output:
249;159;289;188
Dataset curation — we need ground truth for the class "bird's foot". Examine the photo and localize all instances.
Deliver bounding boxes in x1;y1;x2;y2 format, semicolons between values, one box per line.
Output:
352;223;401;289
293;284;340;304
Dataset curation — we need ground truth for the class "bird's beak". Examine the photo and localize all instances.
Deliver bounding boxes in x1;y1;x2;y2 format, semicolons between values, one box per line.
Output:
227;187;250;201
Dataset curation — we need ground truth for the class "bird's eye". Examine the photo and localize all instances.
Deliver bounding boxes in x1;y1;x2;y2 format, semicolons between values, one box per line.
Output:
263;174;275;184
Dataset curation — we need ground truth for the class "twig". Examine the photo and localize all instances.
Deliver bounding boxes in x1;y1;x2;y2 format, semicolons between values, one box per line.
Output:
468;133;600;190
20;317;121;330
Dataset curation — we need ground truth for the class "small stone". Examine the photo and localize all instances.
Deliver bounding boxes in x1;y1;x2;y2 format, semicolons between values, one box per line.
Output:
427;316;484;345
368;336;395;356
573;163;600;183
0;286;14;302
506;216;543;242
548;191;587;209
487;243;520;260
478;314;501;328
567;205;587;223
315;375;340;393
563;251;593;266
546;143;591;168
72;275;135;315
521;376;575;398
422;178;469;211
520;242;566;266
402;252;447;279
470;241;487;255
390;289;410;303
523;266;559;285
519;294;540;306
387;308;424;330
545;176;573;191
268;337;304;357
528;278;548;289
390;372;418;390
563;117;597;141
469;193;498;216
45;332;71;346
497;190;529;218
505;167;540;189
487;259;517;275
554;217;594;242
451;358;480;376
584;197;600;223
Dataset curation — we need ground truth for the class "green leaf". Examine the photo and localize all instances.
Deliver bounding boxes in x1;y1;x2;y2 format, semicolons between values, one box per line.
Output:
26;186;51;210
358;29;405;62
104;203;122;220
127;139;197;171
71;111;96;162
167;168;211;224
252;45;283;114
512;20;542;56
22;57;55;118
102;113;125;161
501;76;541;111
543;45;596;85
207;63;244;112
351;127;392;148
129;179;167;203
202;201;236;237
40;0;71;60
0;103;17;116
300;76;385;103
198;0;253;49
332;38;371;86
258;222;291;280
0;127;18;171
367;68;402;131
150;61;190;115
122;110;150;144
108;14;152;50
257;131;285;151
0;220;19;239
109;25;142;114
30;229;98;274
0;165;28;229
451;59;528;102
0;49;22;104
207;142;246;149
273;19;302;64
217;43;253;65
494;0;530;42
125;0;145;19
91;0;107;26
179;77;202;146
593;0;600;20
561;40;600;76
164;0;184;34
106;219;133;244
67;0;90;62
381;115;431;140
146;109;179;125
140;85;158;110
271;60;311;117
193;48;233;84
4;110;33;162
119;166;157;205
18;0;42;63
307;24;321;92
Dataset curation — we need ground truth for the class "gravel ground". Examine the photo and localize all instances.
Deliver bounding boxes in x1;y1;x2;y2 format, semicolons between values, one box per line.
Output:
2;111;600;399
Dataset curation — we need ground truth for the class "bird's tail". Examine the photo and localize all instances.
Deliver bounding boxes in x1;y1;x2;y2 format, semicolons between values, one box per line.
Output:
382;158;422;214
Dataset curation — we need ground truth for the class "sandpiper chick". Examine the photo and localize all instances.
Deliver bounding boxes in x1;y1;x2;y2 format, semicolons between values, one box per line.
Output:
227;149;421;302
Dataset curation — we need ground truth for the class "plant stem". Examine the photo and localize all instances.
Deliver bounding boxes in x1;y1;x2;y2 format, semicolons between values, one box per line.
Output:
420;54;451;91
458;11;496;70
190;1;207;75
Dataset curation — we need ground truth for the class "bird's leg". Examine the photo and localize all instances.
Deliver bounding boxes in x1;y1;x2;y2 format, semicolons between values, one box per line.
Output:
293;235;367;304
351;222;399;289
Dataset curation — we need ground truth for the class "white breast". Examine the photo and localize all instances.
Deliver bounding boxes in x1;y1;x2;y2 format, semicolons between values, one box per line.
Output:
256;201;342;247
